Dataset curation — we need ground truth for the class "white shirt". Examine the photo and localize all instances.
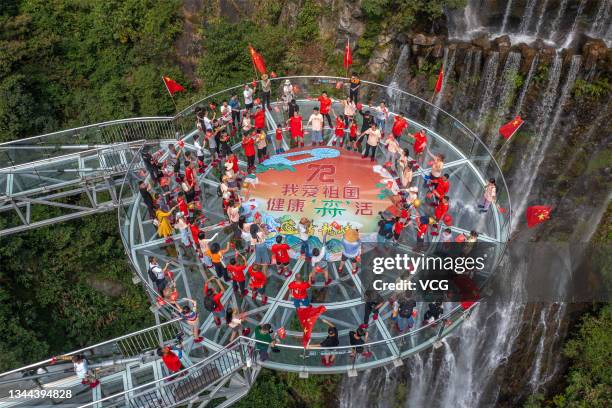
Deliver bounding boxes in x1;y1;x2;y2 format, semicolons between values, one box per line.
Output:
149;263;164;280
308;113;324;131
194;139;204;157
203;116;212;131
243;88;253;105
365;129;382;146
74;360;88;379
220;105;231;121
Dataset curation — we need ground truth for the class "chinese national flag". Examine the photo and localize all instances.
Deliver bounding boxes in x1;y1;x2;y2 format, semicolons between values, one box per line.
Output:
343;39;353;70
296;305;327;348
249;45;267;74
434;69;444;93
526;205;552;228
499;116;524;139
162;76;185;96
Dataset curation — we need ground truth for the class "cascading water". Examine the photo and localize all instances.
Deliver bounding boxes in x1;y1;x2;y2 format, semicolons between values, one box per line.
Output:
511;54;581;232
589;0;611;38
549;0;570;42
451;49;476;113
533;0;550;38
489;52;522;150
430;47;456;126
561;0;587;49
475;52;500;133
499;0;514;34
387;44;410;112
519;0;539;34
514;55;539;117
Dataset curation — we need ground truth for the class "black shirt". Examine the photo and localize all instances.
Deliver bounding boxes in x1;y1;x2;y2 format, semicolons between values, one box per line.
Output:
320;327;339;348
378;219;393;238
349;331;365;353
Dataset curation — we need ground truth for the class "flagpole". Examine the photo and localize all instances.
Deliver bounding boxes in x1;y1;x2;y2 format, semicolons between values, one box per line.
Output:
345;36;350;79
162;76;179;113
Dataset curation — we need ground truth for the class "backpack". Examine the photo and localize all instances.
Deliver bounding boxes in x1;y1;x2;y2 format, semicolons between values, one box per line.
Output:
398;299;416;318
148;266;158;282
204;295;217;312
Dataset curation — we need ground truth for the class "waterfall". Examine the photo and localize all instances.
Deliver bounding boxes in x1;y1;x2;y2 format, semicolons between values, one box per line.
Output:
430;47;456;126
387;44;410;112
533;0;550;38
452;49;476;113
475;52;500;133
500;0;514;33
448;0;483;39
549;0;569;41
489;52;522;150
519;0;538;34
514;55;539;117
511;54;581;231
561;0;587;49
589;0;611;38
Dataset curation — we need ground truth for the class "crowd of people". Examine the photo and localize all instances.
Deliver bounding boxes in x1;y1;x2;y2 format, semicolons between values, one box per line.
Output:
134;73;497;373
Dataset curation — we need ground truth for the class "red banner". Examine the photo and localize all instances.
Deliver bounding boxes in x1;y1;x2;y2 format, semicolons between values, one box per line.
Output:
344;39;353;70
297;305;327;347
526;205;552;228
499;115;524;140
162;76;185;96
434;69;444;93
249;45;267;74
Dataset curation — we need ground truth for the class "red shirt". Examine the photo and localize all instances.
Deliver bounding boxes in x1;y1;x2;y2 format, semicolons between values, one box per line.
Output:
249;268;267;289
162;351;182;372
189;224;200;246
230;155;239;172
393;222;405;235
413;132;427;153
334;119;345;137
242;137;255;157
434;179;450;197
400;209;409;219
288;281;310;299
203;283;224;312
271;243;290;264
289;116;303;137
275;128;283;141
416;223;428;238
227;264;246;282
178;198;188;215
318;95;332;114
435;202;449;221
254;110;266;129
185;167;195;187
392;117;408;137
350;123;358;138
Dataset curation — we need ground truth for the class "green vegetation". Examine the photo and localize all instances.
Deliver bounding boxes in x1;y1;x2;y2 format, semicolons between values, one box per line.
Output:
573;78;611;101
524;305;612;408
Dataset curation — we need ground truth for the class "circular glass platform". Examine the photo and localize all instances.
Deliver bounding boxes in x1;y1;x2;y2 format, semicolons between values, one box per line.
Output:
117;76;511;374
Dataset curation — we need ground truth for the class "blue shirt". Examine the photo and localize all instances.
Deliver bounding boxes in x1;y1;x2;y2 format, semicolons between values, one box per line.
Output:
342;239;361;258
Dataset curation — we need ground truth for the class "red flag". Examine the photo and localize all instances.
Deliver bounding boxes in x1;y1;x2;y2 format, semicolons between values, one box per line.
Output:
499;115;524;140
434;69;444;93
343;39;353;70
526;205;552;228
296;305;326;348
249;45;267;74
162;76;185;96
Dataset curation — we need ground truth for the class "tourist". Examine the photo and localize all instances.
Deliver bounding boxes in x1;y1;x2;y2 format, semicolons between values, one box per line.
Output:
229;94;241;130
226;307;248;342
260;73;272;110
192;134;206;173
432;196;450;236
391;113;409;139
274;125;285;153
410;128;427;161
157;346;185;377
392;217;406;242
197;231;218;269
375;101;389;135
307;107;325;146
203;277;226;326
241;110;252;134
218;131;232;158
426;152;445;187
297;217;312;258
271;235;292;277
205;241;231;281
400;157;415;188
317;319;338;366
154;204;177;241
227;254;248;296
383;132;401;168
287;110;304;148
177;299;203;342
395;294;416;333
361;289;384;329
309;233;332;286
332;116;345;147
415;216;432;246
250;223;271;274
349;73;361;101
348;327;368;358
220;100;232;128
281;79;294;112
479;178;497;213
254;323;276;362
431;173;450;205
253;105;266;131
338;227;361;274
342;97;357;126
139;181;156;218
243;83;254;111
242;132;256;172
174;212;192;248
288;98;299;118
288;273;311;308
256;129;268;163
148;257;170;294
248;263;268;304
317;91;333;128
377;211;395;243
423;302;444;325
347;118;358;151
54;355;99;388
361;122;381;162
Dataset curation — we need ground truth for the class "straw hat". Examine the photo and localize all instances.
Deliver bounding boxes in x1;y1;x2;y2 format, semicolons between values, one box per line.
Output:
261;74;268;80
344;228;360;243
